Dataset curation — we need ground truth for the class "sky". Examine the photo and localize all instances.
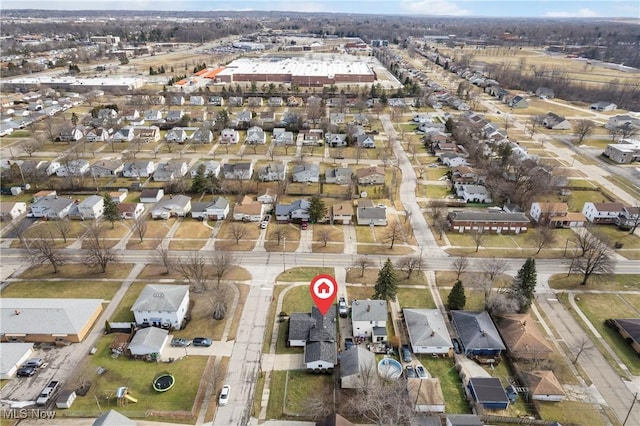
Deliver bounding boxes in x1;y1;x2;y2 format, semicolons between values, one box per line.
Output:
0;0;638;18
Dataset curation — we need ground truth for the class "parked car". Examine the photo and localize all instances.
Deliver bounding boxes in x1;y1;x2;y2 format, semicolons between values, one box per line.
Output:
171;338;191;347
344;338;354;350
263;214;271;222
301;222;308;230
16;366;36;377
23;358;44;368
192;337;212;347
219;385;231;406
452;338;462;354
416;365;427;378
404;365;417;379
401;344;412;363
260;221;268;229
338;297;348;318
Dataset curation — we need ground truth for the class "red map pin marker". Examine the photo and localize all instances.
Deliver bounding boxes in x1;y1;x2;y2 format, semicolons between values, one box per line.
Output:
310;274;338;316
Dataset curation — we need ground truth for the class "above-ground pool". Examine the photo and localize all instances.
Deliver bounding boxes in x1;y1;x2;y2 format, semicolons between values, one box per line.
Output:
377;357;402;380
153;373;175;392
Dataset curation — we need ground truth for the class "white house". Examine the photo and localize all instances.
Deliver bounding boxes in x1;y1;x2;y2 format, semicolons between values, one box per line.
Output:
223;162;253;180
257;188;277;204
521;370;566;402
220;128;240;144
455;184;492;204
150;195;192;219
90;160;123;178
190;160;220;178
403;309;452;355
122;161;156;178
131;284;190;330
0;202;27;221
77;195;104;220
191;197;229;220
233;196;264;222
117;202;144;220
582;202;624;225
291;164;320;183
351;300;387;339
56;160;90;177
590;101;617;112
30;196;74;219
245;126;266;144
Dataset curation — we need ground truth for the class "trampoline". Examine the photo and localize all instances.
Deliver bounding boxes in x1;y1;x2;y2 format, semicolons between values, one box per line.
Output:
153;372;175;392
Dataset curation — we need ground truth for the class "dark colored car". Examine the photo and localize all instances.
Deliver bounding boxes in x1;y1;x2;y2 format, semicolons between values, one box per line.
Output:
192;337;213;347
301;222;308;230
452;338;462;354
416;365;427;378
171;338;191;347
401;344;412;363
16;366;36;377
404;365;417;379
344;338;354;350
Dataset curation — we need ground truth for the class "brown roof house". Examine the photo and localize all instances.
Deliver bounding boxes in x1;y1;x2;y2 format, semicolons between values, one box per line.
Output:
233;195;264;222
494;313;553;361
356;166;385;185
331;201;354;225
520;370;565;402
530;202;586;228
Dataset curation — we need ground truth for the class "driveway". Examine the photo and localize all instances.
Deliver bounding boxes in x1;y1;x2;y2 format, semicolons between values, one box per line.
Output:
161;339;234;361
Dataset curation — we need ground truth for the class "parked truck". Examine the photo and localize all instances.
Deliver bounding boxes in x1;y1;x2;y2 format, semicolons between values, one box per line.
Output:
36;380;60;406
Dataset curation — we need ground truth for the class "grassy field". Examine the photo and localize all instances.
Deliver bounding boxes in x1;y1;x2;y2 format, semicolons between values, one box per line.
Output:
416;356;471;414
537;400;609;426
549;274;640;291
277;267;335;283
18;263;134;280
0;280;122;300
267;371;287;419
284;371;333;416
396;286;436;309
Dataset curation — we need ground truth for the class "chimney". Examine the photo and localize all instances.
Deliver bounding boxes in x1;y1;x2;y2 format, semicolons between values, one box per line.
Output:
430;331;435;337
367;305;371;312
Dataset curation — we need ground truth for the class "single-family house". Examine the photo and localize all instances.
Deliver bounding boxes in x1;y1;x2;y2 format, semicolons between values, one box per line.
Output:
112;127;135;142
606;115;640;130
259;162;287;182
507;95;528;109
166;110;184;122
618;206;640;230
143;109;163;122
139;188;164;203
169;95;185;106
529;202;568;225
325;167;352;185
190;160;220;178
403;309;453;355
291;164;320;183
122;108;140;121
287;96;303;107
228;96;243;107
223;162;253;180
45;160;62;176
298;129;324;146
150;95;166;105
351;300;387;339
355;133;375;148
190;96;205;106
542;112;571;130
234;110;253;127
494;313;553;361
150;195;192;219
467;377;510;410
191;196;229;220
56;160;90;177
133;126;161;143
352;113;369;126
259;111;275;125
191;128;213;144
330;112;345;125
450;311;506;357
233;196;264;222
246;126;266;144
257;188;278;204
76;195;104;220
273;129;294;146
247;97;263;108
117;202;144;220
535;87;555;99
165;128;189;144
122;160;156;178
325;133;348;147
451;166;486;185
520;370;565;402
604;141;640;164
31;190;57;202
331;201;354;225
30;196;74;219
97;108;117;120
447;210;530;234
407;378;445;413
288;306;337;371
85;127;110;142
455;184;492;204
590;101;617;112
0;201;27;221
220;128;240;144
356;166;385;185
304;341;337;371
340;346;377;389
445;414;484;426
582;202;624;225
441;153;471;168
0;298;103;343
268;97;284;107
356;200;387;226
153;160;189;182
276;199;311;222
208;96;224;106
90;160;123;178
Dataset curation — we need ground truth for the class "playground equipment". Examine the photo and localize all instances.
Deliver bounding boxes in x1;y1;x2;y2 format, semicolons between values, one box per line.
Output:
152;372;176;392
116;387;138;406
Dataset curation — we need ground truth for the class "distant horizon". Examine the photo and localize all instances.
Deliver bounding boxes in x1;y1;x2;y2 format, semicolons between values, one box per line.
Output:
1;1;639;19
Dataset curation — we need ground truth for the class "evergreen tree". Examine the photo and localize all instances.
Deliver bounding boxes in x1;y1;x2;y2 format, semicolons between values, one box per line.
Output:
447;280;466;310
373;258;398;301
510;258;537;313
102;194;120;228
308;195;326;224
191;164;208;194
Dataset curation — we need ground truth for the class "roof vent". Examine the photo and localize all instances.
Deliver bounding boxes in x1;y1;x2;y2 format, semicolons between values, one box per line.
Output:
367;305;371;312
14;310;20;316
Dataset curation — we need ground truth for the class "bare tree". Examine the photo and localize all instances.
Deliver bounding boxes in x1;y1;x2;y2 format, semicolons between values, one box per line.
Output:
482;257;506;282
397;256;426;279
533;226;555;255
485;291;519;315
50;217;72;243
207;284;231;320
151;245;174;275
174;251;209;292
345;377;415;425
383;221;403;249
132;216;147;243
353;256;375;277
573;227;600;257
470;229;486;252
228;222;247;245
573;119;595;145
84;224;116;273
572;336;593;365
452;256;469;280
25;233;67;274
21;139;42;157
572;232;615;285
211;251;236;289
269;226;289;246
317;229;331;247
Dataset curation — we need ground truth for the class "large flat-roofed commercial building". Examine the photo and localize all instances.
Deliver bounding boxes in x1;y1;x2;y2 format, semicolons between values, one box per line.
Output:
216;57;376;86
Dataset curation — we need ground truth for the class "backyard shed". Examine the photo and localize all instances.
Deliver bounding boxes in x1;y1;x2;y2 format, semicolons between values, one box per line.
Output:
55;389;77;408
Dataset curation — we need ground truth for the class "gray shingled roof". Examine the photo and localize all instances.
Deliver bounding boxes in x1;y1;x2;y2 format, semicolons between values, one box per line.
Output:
451;311;505;353
93;410;137;426
351;300;387;322
288;313;315;342
340;346;375;378
128;327;168;356
131;284;189;313
304;341;337;364
1;299;103;336
289;306;337;342
404;309;452;348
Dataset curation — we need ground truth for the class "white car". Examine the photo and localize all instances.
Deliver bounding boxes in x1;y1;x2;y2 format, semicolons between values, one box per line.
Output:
219;385;230;406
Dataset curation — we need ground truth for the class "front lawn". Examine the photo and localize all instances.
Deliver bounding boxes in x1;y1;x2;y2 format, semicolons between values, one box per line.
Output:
396;286;435;309
549;274;640;291
277;267;335;283
18;263;134;280
0;280;122;300
537;400;609;426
